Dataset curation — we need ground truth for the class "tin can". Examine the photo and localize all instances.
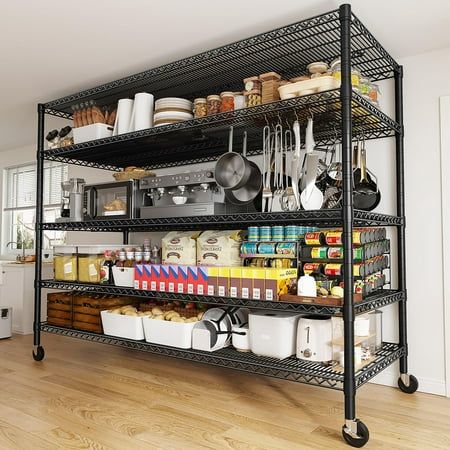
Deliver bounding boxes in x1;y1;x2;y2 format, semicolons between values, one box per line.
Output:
304;231;325;245
258;243;276;254
303;262;324;275
241;242;258;254
271;225;285;241
324;263;342;276
259;226;272;242
247;226;259;242
285;225;298;241
310;247;328;259
276;242;297;256
270;258;283;268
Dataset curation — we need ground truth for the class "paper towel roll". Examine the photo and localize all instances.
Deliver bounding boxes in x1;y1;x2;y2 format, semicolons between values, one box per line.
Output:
113;98;134;135
129;92;154;131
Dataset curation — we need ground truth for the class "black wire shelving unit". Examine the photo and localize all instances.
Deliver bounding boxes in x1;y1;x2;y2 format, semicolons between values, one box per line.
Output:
33;4;416;447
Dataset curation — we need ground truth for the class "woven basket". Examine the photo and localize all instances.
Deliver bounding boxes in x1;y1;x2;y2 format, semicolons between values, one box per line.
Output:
113;170;155;181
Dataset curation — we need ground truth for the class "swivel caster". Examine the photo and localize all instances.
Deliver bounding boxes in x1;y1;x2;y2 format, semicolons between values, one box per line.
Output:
398;373;418;394
32;346;45;361
342;419;369;448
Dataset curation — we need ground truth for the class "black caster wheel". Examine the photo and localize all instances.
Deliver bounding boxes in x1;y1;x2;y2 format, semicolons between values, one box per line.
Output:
342;420;369;448
398;374;418;394
32;346;45;361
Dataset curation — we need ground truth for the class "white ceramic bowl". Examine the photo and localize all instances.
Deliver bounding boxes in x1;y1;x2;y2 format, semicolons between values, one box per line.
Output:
172;196;187;205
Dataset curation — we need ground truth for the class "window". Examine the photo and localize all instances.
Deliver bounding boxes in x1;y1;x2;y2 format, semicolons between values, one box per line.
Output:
3;162;68;252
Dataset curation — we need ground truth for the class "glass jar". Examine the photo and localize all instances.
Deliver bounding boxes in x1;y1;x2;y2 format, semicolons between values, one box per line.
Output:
77;245;105;283
359;76;371;97
193;98;207;118
245;89;262;107
243;76;261;92
330;58;361;88
206;95;221;115
45;130;59;150
59;126;73;147
220;91;234;112
368;83;380;105
53;245;77;281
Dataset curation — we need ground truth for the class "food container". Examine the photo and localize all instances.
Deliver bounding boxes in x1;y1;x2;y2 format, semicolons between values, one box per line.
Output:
285;225;298;241
77;245;105;283
259;71;282;104
206;95;221;115
258;243;276;254
272;225;284;241
193;98;207;118
233;92;246;109
244;89;262;107
73;123;113;144
307;61;329;74
100;310;145;340
220;92;234;112
249;312;301;359
304;231;326;245
359;76;371;96
247;226;259;241
369;83;380;105
142;316;196;348
330;58;361;88
112;266;135;287
53;245;77;281
243;76;261;92
259;226;272;241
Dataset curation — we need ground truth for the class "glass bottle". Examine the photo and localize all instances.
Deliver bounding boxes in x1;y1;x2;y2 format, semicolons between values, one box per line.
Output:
115;249;127;268
124;248;135;268
150;245;161;264
100;250;114;284
134;247;143;266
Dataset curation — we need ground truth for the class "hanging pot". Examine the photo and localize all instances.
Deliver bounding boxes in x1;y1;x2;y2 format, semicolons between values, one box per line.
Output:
214;127;255;190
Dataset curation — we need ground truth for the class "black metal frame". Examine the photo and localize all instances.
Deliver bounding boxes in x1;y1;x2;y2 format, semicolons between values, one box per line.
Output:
33;3;410;445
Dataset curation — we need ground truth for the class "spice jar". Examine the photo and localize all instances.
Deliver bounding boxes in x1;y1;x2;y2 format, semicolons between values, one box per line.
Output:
193;98;207;118
368;83;380;105
220;91;234;112
45;130;59;149
59;126;73;147
206;95;221;115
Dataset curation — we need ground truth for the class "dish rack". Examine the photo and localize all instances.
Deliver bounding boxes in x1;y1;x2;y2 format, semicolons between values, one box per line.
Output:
32;4;416;447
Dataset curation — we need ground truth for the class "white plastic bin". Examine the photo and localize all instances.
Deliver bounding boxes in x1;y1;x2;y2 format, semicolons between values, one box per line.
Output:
100;310;144;340
0;307;12;339
73;123;113;144
142;317;195;349
249;312;301;359
112;267;135;287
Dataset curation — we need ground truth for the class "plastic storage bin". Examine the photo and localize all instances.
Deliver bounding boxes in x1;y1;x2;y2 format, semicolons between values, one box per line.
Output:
112;267;135;287
73;123;113;144
53;245;77;281
142;317;195;349
77;245;105;284
249;312;301;359
100;310;144;340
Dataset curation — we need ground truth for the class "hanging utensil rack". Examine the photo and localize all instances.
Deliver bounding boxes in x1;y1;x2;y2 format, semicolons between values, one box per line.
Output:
33;4;416;447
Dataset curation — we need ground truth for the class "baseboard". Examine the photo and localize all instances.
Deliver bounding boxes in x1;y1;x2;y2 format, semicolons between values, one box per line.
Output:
370;367;447;396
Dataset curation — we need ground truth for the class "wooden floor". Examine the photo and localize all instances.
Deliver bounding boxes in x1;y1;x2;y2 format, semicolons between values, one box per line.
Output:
0;335;449;450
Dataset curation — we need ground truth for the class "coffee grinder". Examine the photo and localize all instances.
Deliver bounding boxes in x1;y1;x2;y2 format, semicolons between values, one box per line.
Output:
57;178;86;222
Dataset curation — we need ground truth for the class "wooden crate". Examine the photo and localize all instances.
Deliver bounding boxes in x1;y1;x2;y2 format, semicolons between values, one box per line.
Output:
47;292;73;327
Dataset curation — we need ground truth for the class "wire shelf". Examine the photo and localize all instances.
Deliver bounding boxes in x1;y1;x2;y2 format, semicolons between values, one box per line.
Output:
42;10;398;116
42;91;398;170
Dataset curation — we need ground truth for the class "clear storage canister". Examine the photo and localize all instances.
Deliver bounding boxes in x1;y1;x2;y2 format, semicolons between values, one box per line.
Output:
206;95;221;115
193;98;207;118
330;58;361;89
77;245;105;283
53;245;77;281
220;91;234;112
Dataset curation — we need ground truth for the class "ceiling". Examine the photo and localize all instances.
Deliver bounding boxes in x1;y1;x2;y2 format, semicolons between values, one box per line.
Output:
1;0;450;152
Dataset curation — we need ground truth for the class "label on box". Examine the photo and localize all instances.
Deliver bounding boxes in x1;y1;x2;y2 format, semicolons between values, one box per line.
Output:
207;285;215;296
188;283;194;294
230;286;237;297
142;280;148;290
151;281;157;291
218;285;225;296
252;288;261;300
242;287;249;299
64;262;73;274
159;281;166;292
168;282;175;292
197;284;204;295
265;289;274;301
134;280;140;289
89;263;97;277
177;283;184;293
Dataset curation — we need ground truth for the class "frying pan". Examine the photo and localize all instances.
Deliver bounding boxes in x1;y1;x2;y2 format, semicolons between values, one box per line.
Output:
215;126;254;190
353;143;381;211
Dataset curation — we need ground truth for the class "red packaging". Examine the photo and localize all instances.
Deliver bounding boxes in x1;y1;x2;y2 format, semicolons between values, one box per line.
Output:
197;266;209;295
177;265;189;293
159;265;170;292
168;265;178;293
187;266;198;294
142;264;152;291
151;264;160;291
134;264;144;290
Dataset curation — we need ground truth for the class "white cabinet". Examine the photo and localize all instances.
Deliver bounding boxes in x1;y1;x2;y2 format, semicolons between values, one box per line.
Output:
0;263;52;334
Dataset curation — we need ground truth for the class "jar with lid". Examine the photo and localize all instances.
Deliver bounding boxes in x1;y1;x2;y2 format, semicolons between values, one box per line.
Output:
53;245;77;281
59;126;73;147
359;76;371;97
243;76;262;92
45;130;60;150
330;58;361;89
233;92;246;110
220;91;234;112
193;98;207;118
206;95;221;115
77;245;105;283
243;76;262;107
368;83;380;105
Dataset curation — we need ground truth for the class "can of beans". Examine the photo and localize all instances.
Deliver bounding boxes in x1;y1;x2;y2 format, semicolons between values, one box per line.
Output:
276;242;297;256
271;225;285;241
241;242;258;255
247;226;259;242
303;262;324;275
258;243;276;254
327;247;343;259
285;225;298;241
259;226;272;241
304;231;325;245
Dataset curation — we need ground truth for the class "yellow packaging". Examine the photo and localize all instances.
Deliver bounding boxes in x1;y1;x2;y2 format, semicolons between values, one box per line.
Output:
264;268;298;301
250;268;265;300
206;266;219;296
229;267;242;298
217;267;230;297
241;267;253;299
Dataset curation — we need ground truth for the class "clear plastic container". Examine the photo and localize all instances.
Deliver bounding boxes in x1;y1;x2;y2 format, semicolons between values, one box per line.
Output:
206;95;221;115
330;58;361;88
193;98;207;118
369;83;380;105
53;245;77;281
220;91;234;112
359;76;371;96
77;245;106;283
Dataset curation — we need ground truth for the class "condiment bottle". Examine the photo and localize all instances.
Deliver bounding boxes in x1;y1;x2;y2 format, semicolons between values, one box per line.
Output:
100;250;114;284
115;249;126;267
134;247;143;267
150;245;161;264
125;248;135;268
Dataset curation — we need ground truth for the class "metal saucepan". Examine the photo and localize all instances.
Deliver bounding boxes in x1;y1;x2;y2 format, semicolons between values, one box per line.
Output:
215;126;254;190
224;132;262;205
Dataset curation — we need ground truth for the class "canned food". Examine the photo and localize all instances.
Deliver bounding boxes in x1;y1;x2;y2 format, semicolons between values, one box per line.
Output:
324;263;363;277
304;231;325;245
241;242;258;254
259;226;272;241
247;226;259;242
311;247;328;259
276;242;297;256
271;225;285;241
303;262;323;275
258;243;276;254
285;225;298;241
326;246;364;260
270;258;283;268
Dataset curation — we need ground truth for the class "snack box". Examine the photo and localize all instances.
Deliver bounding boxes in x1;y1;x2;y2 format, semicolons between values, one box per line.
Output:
177;265;189;294
134;264;144;290
159;265;170;292
168;265;178;293
151;264;161;291
251;268;265;300
187;266;198;294
217;267;230;297
207;266;219;296
264;268;298;301
241;267;253;299
229;267;242;298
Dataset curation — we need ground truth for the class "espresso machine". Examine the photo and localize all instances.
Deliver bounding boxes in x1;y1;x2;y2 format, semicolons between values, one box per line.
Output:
139;169;256;218
56;178;85;222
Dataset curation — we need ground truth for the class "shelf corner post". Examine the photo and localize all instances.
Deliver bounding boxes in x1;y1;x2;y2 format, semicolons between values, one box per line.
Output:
394;64;408;374
339;2;356;422
33;103;45;347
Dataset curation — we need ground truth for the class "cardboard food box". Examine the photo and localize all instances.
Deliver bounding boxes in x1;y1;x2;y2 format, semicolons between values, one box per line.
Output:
134;264;144;290
151;264;160;291
251;268;266;300
177;265;189;294
159;265;170;292
217;267;230;297
168;265;178;293
241;267;253;299
207;266;219;296
162;231;200;265
264;268;298;301
197;230;244;267
197;266;209;295
229;267;242;298
187;266;198;294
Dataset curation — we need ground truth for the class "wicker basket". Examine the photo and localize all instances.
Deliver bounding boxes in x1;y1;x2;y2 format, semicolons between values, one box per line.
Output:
113;170;155;181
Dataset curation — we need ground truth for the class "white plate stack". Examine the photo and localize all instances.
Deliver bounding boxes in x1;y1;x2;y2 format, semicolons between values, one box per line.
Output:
154;97;193;126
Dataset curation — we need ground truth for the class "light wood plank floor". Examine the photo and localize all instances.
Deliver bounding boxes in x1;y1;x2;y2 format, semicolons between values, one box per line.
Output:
0;334;449;449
